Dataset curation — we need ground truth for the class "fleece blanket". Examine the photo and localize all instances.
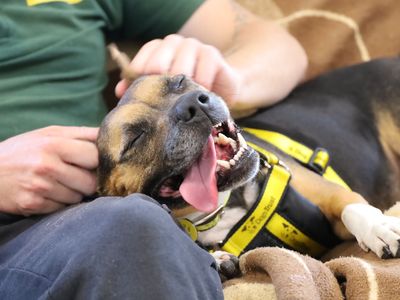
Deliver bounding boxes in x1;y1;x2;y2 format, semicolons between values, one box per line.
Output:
223;203;400;300
237;0;400;80
223;244;400;300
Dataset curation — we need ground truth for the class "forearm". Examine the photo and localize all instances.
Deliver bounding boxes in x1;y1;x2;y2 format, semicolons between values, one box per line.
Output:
224;19;308;111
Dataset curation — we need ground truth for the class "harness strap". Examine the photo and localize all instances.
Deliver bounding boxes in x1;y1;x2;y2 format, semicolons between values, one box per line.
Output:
243;128;350;190
265;212;327;257
220;163;291;257
219;159;339;257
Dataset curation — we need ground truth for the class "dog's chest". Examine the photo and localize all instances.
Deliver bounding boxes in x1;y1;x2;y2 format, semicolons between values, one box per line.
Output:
197;181;260;246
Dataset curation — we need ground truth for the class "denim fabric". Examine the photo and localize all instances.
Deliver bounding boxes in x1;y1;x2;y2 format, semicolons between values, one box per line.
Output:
0;194;223;299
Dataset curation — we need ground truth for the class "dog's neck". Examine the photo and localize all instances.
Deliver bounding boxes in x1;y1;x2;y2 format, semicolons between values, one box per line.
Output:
195;163;270;247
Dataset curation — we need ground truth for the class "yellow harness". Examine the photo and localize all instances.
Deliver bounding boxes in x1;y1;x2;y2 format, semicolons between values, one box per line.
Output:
180;128;346;258
243;128;350;190
220;160;295;256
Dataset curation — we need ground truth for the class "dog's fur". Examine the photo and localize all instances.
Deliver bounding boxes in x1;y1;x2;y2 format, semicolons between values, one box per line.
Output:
97;52;400;276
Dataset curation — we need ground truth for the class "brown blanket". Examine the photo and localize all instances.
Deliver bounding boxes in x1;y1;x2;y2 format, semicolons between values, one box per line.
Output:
223;203;400;299
224;244;400;300
237;0;400;80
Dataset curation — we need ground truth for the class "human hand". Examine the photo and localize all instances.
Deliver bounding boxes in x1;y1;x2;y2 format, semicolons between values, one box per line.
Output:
115;34;242;107
0;126;99;216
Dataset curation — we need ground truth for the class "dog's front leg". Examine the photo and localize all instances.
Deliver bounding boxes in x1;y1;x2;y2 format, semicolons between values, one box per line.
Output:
288;162;400;258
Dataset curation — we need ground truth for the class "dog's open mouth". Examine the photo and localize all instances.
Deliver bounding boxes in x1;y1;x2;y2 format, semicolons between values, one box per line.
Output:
157;120;249;212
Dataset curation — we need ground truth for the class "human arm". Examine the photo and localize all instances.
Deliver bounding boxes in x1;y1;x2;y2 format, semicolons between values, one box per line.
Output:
115;0;307;113
0;126;98;215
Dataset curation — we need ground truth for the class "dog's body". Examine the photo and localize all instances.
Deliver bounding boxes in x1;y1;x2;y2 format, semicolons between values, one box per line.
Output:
200;58;400;268
97;54;400;274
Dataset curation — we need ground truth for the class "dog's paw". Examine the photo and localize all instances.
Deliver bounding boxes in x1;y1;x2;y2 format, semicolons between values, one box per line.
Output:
342;203;400;258
212;250;241;282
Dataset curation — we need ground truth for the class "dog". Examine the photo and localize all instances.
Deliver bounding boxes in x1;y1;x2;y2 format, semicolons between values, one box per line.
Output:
97;47;400;279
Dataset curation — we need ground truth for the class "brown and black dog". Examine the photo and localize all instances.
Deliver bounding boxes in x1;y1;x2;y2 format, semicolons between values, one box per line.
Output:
97;47;400;277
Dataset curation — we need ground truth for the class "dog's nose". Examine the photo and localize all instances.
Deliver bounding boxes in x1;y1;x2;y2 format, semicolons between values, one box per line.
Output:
174;91;211;122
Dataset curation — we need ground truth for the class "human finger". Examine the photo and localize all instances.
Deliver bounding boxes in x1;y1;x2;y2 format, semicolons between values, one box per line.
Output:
43;180;83;205
169;37;200;77
130;39;164;73
54;164;97;196
54;138;99;170
38;126;99;142
142;34;184;74
36;199;66;215
115;80;130;99
193;45;222;90
212;64;242;107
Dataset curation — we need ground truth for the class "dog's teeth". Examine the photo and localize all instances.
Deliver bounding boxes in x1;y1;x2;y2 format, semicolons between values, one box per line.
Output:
213;136;219;143
217;133;229;145
229;140;238;152
214;122;222;128
234;154;239;161
217;160;231;169
218;133;236;147
237;133;248;149
229;159;236;166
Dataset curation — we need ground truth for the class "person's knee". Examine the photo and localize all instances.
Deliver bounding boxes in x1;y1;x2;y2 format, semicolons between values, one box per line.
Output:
79;194;182;249
34;194;221;298
64;194;199;273
88;194;174;233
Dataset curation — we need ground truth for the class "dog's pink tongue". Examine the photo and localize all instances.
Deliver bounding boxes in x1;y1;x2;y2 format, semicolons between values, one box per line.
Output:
179;136;218;212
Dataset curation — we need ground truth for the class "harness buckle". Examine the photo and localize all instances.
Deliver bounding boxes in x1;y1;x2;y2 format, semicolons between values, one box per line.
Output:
308;147;330;175
258;150;291;174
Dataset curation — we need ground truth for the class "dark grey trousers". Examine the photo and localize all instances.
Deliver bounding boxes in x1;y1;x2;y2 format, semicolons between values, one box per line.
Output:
0;194;223;299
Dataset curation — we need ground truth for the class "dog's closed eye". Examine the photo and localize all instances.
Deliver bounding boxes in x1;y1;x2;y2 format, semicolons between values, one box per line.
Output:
120;124;146;158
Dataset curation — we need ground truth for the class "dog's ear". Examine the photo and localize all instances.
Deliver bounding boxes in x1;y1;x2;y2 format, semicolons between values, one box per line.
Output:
96;152;116;195
108;43;138;83
96;123;116;195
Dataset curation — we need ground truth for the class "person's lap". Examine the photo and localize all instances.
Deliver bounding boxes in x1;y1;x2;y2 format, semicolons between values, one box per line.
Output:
0;194;223;299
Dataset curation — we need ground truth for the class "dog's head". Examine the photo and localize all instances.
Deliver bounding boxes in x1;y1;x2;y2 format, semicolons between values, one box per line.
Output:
97;74;259;214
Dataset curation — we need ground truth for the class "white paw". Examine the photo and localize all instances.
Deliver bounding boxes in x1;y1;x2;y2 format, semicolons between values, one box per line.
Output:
342;203;400;258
